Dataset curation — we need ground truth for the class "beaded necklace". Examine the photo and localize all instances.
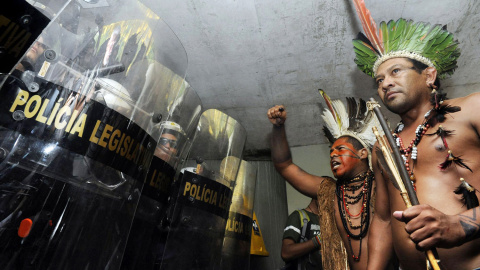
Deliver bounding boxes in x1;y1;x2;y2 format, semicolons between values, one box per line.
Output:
336;170;374;262
392;109;433;188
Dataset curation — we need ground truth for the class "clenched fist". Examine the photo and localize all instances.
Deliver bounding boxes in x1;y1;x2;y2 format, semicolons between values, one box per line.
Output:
267;105;287;126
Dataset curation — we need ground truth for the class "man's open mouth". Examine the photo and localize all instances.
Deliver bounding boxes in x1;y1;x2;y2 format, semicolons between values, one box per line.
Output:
331;160;341;169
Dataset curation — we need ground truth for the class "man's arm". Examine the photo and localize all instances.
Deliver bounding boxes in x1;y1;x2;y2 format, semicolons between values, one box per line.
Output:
393;205;480;250
268;105;325;198
281;210;321;262
367;143;395;269
281;238;319;262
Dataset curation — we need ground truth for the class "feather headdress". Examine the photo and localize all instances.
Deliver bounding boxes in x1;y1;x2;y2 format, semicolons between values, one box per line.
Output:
352;0;461;78
320;90;379;168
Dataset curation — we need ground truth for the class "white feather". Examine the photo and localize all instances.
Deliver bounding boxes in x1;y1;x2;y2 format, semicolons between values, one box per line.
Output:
321;111;341;139
321;95;386;169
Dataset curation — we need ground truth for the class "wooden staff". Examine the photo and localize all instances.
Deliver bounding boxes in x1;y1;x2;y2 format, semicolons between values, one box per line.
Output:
368;99;441;270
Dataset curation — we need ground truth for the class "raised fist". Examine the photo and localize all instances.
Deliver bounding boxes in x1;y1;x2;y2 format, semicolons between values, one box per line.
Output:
267;105;287;126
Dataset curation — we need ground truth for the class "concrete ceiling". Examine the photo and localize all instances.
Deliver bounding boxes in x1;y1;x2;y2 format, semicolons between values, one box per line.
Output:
153;0;480;158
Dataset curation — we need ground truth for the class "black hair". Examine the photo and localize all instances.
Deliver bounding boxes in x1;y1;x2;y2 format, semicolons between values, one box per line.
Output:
406;58;441;90
338;135;364;151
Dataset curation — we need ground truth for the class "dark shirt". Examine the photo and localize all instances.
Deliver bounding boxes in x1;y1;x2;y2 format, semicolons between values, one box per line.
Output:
282;210;323;270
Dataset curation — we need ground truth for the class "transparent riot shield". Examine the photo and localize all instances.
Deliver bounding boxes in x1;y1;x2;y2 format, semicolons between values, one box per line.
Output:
220;160;257;270
160;109;247;270
122;81;202;269
0;0;188;269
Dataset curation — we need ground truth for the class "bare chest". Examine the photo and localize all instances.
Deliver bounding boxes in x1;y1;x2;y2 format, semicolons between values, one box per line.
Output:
333;186;374;268
394;118;480;210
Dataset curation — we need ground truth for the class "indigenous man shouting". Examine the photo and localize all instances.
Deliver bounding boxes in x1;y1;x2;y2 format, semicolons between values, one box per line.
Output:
268;95;393;270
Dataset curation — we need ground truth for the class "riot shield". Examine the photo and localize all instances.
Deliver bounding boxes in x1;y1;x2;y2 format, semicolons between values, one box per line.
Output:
122;81;202;270
220;160;257;270
160;109;247;270
0;0;188;269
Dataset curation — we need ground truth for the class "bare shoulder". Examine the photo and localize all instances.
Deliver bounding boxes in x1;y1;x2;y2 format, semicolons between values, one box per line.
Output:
446;92;480;108
446;92;480;123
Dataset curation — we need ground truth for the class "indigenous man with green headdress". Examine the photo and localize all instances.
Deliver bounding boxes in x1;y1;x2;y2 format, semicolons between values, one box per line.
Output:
350;1;480;269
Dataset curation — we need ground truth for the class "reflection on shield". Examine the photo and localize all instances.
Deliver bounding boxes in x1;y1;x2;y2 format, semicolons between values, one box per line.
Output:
121;82;203;269
159;109;247;270
0;0;191;269
220;160;257;270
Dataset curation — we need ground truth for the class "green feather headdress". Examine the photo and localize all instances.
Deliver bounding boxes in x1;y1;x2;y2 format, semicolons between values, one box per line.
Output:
352;0;461;78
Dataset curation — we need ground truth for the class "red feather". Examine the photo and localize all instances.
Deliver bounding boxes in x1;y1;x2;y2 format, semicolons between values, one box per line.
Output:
439;151;473;172
352;0;384;54
319;90;339;123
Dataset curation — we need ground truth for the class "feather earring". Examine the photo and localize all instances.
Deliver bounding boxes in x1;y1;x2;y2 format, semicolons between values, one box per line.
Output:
430;88;441;110
429;89;446;106
454;178;479;209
